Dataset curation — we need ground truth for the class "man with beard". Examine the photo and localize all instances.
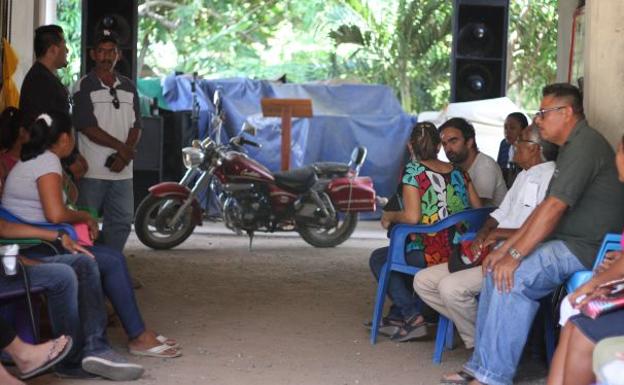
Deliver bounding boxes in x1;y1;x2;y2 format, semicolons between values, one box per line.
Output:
439;118;507;207
72;31;141;252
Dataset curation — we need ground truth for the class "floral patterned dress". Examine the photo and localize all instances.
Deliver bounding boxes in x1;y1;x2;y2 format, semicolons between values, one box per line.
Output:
401;160;472;265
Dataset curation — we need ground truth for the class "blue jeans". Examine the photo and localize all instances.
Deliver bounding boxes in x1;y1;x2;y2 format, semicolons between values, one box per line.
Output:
369;246;426;320
24;245;146;340
77;177;134;252
464;240;585;385
0;254;109;368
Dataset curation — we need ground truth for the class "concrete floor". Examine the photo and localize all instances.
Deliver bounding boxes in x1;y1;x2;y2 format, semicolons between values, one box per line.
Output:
29;221;547;385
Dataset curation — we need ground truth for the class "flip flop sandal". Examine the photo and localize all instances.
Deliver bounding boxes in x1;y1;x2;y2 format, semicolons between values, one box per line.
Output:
156;334;181;349
391;316;427;342
439;370;475;385
129;343;182;358
20;336;74;380
363;317;403;337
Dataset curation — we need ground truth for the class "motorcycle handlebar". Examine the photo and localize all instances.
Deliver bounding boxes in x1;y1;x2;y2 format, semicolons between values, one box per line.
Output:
230;136;261;148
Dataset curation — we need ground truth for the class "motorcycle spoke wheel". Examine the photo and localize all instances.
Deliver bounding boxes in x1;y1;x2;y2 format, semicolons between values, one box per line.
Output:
135;195;196;250
297;212;358;248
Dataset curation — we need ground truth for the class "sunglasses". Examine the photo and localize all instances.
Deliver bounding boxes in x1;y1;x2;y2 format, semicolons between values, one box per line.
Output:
109;87;120;109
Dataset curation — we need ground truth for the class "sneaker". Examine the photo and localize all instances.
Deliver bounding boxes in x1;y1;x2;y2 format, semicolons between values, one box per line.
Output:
55;365;101;379
82;349;144;381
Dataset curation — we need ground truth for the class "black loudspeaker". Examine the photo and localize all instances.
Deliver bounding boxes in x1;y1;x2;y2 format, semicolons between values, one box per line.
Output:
133;116;163;211
81;0;138;82
160;110;197;182
451;0;509;102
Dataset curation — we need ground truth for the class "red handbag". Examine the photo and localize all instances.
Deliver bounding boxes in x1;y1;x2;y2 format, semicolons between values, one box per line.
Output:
580;278;624;319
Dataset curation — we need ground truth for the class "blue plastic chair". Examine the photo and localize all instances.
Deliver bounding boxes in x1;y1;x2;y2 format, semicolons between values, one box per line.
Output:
369;207;495;350
541;233;622;365
566;233;621;293
0;206;77;241
0;206;79;343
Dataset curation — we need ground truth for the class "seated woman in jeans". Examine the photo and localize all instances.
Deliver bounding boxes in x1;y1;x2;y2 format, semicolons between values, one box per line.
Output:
369;121;481;342
547;134;624;385
1;112;181;359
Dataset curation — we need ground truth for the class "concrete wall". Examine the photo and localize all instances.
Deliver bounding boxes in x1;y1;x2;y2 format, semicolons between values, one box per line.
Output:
10;0;56;90
584;0;624;147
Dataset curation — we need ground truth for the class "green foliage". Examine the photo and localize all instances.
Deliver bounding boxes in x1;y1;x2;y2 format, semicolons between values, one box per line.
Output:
56;0;81;87
56;0;558;112
507;0;558;110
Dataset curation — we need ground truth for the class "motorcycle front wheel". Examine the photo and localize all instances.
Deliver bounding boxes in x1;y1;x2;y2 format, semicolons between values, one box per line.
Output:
297;212;358;248
134;194;197;250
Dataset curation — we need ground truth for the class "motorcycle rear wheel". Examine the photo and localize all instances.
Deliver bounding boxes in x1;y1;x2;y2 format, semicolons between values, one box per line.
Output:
134;194;196;250
297;212;358;248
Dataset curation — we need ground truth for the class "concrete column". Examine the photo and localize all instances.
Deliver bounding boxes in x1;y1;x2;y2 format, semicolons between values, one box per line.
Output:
584;0;624;147
556;0;579;82
10;0;36;89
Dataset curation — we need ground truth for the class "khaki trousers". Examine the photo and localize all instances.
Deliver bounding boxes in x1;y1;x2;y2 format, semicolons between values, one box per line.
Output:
413;263;483;348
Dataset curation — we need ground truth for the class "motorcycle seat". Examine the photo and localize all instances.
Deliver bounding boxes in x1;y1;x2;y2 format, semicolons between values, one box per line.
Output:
273;166;318;193
312;162;349;176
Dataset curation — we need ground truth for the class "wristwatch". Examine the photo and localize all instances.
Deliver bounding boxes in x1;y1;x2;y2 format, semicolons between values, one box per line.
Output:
508;247;523;260
56;229;69;243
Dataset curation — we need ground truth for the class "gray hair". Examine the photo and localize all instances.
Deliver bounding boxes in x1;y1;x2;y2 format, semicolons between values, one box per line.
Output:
526;123;558;162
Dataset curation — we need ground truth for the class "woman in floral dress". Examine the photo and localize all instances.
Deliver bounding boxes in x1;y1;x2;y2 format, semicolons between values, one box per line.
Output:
369;121;481;342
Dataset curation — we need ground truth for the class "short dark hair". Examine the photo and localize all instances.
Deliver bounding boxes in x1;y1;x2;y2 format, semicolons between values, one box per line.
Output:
21;111;72;161
542;83;584;117
439;117;477;149
0;107;24;150
506;112;529;128
409;121;440;161
34;24;64;58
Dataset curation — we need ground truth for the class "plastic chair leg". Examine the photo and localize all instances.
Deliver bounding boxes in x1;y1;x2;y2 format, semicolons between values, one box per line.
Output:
543;307;556;365
433;316;452;364
370;262;391;344
445;317;454;350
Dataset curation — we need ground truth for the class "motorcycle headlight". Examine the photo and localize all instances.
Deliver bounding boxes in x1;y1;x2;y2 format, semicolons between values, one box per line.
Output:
182;147;205;169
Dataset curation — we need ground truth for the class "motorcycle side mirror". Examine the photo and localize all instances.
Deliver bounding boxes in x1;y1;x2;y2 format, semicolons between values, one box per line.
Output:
349;146;367;176
241;121;257;137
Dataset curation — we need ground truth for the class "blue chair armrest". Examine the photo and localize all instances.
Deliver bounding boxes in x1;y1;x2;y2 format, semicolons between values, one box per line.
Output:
566;234;622;293
386;207;494;267
0;206;77;241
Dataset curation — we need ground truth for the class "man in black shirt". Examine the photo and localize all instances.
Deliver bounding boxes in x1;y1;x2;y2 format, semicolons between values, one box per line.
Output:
19;24;87;179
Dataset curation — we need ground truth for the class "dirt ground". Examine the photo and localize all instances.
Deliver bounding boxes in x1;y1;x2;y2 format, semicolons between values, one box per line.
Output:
29;221;547;385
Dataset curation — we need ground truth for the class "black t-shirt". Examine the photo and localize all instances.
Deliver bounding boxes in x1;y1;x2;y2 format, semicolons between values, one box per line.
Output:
19;61;71;127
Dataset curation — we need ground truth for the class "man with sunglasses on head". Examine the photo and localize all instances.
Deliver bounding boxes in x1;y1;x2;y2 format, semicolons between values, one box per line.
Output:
72;30;141;252
441;83;624;385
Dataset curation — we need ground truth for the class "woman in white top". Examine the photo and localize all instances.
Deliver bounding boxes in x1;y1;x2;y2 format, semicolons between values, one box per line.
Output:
3;112;181;360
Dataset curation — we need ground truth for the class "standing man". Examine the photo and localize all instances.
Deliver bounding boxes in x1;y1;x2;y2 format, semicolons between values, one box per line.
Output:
19;24;87;180
442;83;624;385
73;31;141;252
438;117;507;206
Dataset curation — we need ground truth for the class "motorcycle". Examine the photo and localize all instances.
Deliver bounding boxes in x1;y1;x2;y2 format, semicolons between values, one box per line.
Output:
134;94;377;250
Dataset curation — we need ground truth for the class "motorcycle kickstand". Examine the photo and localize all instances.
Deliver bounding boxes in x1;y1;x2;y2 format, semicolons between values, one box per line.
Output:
246;230;254;251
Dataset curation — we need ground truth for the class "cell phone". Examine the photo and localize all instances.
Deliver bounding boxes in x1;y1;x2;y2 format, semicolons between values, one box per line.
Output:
105;154;116;168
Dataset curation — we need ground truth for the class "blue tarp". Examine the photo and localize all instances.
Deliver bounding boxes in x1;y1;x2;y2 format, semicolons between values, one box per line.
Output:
161;75;417;209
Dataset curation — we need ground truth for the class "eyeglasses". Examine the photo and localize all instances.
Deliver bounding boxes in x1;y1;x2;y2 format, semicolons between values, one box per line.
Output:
109;87;120;109
534;106;567;119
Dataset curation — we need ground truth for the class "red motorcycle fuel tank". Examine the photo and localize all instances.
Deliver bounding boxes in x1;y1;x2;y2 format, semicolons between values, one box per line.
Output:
214;152;275;184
